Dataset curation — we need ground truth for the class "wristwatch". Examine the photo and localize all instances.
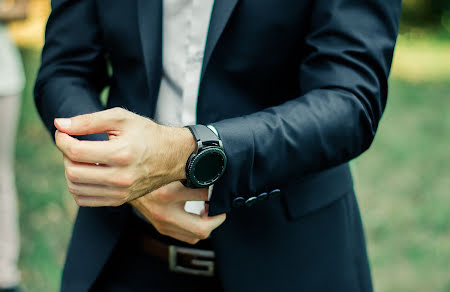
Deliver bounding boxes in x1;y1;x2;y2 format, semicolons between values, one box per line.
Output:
182;124;227;188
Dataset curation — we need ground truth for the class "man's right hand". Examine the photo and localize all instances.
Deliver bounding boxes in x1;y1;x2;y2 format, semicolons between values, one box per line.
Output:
130;182;226;245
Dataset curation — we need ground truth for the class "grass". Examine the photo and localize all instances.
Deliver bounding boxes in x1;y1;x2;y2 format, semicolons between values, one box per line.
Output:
13;36;450;291
354;79;450;292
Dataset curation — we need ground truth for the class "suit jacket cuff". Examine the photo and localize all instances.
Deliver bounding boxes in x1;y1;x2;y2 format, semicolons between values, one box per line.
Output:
209;116;254;215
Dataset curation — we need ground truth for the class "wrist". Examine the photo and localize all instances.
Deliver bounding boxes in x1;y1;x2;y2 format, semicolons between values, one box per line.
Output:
162;126;197;182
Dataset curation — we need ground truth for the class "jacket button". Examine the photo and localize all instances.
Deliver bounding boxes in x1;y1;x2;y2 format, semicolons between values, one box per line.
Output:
268;189;281;199
232;197;246;208
257;192;268;201
245;197;258;207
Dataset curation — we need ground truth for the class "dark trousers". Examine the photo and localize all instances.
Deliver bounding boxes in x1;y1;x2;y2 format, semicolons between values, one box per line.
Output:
91;216;223;292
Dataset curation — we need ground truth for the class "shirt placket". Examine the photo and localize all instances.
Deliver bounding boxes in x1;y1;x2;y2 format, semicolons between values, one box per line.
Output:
182;0;206;126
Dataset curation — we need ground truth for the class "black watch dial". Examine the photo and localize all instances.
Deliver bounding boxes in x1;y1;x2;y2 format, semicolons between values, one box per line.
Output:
190;147;227;187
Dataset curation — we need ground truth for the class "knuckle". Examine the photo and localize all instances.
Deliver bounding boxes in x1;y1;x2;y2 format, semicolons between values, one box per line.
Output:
67;184;79;196
114;148;133;165
73;195;85;207
114;190;128;200
151;208;166;223
110;172;136;188
198;232;210;240
63;156;73;167
117;174;136;188
188;239;200;245
195;226;210;240
65;168;78;182
110;107;123;114
81;114;94;128
110;200;124;207
55;132;62;147
111;107;127;120
67;144;79;159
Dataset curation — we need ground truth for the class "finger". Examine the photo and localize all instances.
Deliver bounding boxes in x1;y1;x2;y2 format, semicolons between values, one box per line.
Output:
56;131;119;165
155;224;200;243
64;156;131;187
161;231;200;245
72;195;123;207
66;180;128;198
205;213;227;231
131;200;200;241
174;211;226;240
200;203;209;217
54;107;128;136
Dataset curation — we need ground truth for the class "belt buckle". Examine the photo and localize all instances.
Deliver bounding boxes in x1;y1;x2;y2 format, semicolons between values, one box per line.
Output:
168;245;215;277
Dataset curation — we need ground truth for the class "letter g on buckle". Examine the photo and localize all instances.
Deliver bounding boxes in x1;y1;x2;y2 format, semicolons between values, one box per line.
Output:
168;246;215;277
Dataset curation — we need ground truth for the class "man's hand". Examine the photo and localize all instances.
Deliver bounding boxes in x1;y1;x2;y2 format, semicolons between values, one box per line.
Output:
54;107;196;207
131;182;226;244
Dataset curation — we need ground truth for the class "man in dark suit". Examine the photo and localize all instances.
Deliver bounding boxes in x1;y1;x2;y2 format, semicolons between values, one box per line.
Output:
34;0;402;291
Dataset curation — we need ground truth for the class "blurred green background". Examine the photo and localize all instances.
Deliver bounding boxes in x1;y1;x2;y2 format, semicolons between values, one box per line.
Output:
6;0;450;291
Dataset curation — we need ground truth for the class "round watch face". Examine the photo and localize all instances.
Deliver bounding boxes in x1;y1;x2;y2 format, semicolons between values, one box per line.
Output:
191;148;226;186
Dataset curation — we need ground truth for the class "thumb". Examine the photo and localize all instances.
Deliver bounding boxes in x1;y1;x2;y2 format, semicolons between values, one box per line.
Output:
204;213;227;230
200;203;209;217
54;108;126;135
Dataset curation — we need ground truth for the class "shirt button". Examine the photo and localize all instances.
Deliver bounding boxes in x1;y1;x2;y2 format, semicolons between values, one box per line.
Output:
232;197;246;208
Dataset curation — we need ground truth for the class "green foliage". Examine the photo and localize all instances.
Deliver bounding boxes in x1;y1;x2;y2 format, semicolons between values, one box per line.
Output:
402;0;450;32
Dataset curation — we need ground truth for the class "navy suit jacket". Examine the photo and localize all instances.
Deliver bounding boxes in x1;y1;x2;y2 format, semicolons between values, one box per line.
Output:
35;0;401;291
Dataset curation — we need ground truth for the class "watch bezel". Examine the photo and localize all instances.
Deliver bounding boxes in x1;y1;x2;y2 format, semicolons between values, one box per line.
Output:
187;147;227;188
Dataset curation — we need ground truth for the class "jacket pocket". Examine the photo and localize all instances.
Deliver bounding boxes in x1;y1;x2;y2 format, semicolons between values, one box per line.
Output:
282;163;354;220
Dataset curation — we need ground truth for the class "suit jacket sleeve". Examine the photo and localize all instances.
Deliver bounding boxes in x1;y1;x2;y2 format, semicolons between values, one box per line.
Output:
209;0;402;215
34;0;108;141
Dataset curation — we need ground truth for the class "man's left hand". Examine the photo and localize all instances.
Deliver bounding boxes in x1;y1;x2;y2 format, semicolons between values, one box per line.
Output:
54;107;196;207
130;182;226;244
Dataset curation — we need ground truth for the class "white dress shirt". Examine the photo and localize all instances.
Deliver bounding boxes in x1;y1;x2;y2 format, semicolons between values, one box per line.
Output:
154;0;215;215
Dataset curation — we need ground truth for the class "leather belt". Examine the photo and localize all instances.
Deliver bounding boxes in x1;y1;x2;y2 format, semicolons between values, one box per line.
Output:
138;233;216;277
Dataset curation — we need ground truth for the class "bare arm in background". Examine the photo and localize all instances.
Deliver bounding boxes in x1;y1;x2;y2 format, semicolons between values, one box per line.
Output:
0;0;28;23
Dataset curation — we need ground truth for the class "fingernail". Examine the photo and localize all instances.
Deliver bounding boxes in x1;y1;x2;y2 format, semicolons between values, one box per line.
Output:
55;118;71;128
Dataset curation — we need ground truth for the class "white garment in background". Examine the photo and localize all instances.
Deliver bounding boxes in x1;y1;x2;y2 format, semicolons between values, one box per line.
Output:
154;0;215;215
0;20;25;96
0;95;21;288
0;0;24;286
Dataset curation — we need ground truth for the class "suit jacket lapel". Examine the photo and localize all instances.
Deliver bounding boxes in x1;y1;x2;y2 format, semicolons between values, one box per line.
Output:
137;0;163;116
201;0;240;80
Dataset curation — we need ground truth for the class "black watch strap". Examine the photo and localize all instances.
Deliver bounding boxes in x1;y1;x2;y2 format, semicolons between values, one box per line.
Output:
186;125;221;148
